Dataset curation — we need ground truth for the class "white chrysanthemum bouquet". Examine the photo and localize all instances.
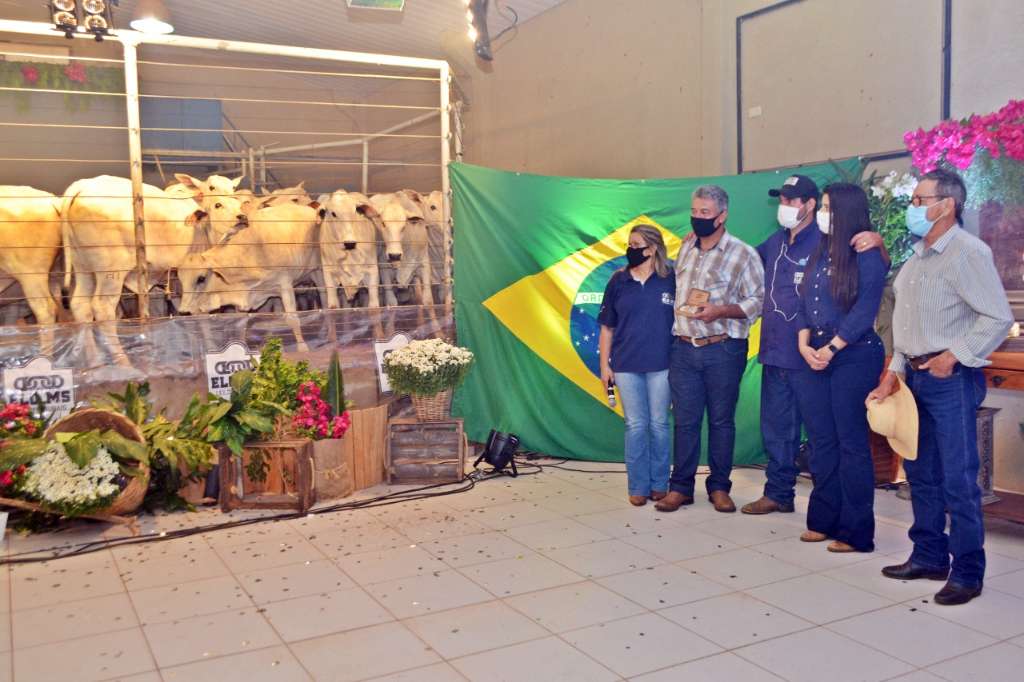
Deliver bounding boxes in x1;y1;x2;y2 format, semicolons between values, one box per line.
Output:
21;442;122;516
382;338;475;397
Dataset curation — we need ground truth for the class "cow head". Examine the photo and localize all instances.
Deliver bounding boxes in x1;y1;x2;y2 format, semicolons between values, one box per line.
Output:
319;191;377;253
192;195;249;244
376;198;409;262
174;173;245;209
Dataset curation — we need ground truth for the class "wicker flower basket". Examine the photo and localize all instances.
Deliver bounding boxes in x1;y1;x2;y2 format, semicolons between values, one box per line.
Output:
411;390;452;422
43;408;150;516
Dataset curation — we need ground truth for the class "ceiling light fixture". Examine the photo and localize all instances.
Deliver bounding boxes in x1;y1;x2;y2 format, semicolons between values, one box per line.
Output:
129;0;174;34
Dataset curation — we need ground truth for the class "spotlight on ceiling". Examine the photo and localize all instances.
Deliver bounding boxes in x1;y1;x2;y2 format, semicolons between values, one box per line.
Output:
81;0;114;41
49;0;115;41
49;0;79;39
466;0;493;61
130;0;175;34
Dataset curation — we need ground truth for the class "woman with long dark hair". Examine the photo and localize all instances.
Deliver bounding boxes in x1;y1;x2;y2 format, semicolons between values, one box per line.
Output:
598;224;675;506
793;183;887;552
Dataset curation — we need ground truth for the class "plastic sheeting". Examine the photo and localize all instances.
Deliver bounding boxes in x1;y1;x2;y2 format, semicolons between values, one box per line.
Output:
0;306;454;417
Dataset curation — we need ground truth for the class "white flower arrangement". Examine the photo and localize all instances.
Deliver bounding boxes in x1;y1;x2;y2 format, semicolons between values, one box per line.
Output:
383;338;474;396
870;170;917;200
22;442;121;515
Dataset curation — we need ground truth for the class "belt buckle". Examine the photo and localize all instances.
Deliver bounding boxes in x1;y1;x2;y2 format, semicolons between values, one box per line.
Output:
691;336;701;348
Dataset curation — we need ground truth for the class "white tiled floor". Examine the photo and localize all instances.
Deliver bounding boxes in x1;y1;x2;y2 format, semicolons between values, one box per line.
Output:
2;461;1023;681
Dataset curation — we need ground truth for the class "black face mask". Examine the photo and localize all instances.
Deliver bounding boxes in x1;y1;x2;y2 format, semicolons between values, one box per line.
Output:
691;214;720;238
626;247;650;268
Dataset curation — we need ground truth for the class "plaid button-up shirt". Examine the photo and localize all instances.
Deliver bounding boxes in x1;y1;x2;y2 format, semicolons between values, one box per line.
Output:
672;230;765;339
889;226;1013;373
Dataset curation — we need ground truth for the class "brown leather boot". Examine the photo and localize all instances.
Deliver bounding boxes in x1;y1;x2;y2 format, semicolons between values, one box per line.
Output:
654;491;693;512
650;491;667;501
629;495;647;506
708;490;736;513
801;530;828;542
741;495;795;515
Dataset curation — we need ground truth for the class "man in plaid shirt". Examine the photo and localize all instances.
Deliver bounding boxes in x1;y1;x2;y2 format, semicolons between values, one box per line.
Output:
656;184;765;513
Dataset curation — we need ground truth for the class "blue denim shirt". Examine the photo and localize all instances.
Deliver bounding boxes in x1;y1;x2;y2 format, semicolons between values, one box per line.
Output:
797;248;888;347
756;224;821;369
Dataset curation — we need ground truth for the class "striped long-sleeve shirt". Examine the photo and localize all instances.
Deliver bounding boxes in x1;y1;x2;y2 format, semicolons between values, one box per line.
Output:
889;226;1013;374
672;231;764;339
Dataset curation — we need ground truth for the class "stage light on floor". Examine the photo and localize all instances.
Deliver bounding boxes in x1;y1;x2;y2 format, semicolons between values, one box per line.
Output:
474;429;519;477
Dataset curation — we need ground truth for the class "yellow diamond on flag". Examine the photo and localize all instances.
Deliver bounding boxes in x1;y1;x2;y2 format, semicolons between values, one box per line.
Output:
483;216;760;414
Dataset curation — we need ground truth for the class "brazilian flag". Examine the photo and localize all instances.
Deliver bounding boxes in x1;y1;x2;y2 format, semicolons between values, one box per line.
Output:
451;160;856;462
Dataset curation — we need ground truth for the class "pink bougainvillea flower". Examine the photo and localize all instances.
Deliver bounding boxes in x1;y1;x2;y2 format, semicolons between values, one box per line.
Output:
64;62;87;84
20;65;39;85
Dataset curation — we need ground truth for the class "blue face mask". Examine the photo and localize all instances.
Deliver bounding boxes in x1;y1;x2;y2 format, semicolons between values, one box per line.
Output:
905;203;937;238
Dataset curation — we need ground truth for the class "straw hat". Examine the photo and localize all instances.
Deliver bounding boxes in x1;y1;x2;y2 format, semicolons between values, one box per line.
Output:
866;376;919;461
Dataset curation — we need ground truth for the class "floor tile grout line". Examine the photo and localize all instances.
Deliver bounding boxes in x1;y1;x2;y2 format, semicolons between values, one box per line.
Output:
102;547;163;678
891;590;1024;642
921;637;1021;672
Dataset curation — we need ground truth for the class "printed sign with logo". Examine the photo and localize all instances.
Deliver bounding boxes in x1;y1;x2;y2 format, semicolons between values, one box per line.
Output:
2;357;75;420
205;342;260;400
374;333;412;394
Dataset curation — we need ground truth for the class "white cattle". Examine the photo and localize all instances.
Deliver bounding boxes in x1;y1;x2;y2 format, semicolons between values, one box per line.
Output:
370;192;432;307
400;189;449;305
177;201;322;349
317;190;381;309
260;182;314;208
61;175;239;322
0;186;62;325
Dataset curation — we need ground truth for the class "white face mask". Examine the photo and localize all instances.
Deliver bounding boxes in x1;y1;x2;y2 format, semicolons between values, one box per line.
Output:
777;204;801;230
817;209;831;234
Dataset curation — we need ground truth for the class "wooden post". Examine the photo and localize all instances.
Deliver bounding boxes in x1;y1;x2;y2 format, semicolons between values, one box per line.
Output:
122;38;149;318
440;63;453;306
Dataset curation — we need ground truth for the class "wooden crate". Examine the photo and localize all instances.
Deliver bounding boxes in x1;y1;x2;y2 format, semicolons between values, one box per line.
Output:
386;418;466;485
219;439;315;513
340;402;390;490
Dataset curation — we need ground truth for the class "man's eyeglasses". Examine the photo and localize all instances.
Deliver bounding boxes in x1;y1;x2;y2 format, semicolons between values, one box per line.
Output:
910;194;947;207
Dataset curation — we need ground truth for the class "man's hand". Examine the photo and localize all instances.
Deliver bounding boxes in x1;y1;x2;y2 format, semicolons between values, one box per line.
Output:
600;365;615;388
691;304;723;323
866;370;900;405
920;350;958;379
850;231;884;253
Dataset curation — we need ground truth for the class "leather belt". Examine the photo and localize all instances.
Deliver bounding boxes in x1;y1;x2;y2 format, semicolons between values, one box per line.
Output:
677;333;729;348
907;351;942;371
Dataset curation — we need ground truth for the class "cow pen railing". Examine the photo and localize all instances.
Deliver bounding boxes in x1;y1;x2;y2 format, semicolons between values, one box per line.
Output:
0;18;457;324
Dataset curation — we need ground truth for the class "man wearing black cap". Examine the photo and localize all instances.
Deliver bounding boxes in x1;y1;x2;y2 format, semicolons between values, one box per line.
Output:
743;175;885;516
739;175;822;516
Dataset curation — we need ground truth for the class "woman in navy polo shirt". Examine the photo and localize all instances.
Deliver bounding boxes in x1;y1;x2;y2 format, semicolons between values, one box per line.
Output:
794;183;887;552
598;224;676;506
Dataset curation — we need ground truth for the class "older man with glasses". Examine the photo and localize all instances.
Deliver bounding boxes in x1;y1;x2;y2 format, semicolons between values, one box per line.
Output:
868;168;1013;605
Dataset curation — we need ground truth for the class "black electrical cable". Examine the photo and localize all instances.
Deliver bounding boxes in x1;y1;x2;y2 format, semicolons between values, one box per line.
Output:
1;474;496;566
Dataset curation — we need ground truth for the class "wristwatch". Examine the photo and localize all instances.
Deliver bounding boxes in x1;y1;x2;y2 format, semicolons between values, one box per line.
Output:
827;343;840;355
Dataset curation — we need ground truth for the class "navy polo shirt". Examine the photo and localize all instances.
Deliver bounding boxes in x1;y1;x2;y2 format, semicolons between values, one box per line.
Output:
756;223;821;370
597;269;675;373
797;249;888;346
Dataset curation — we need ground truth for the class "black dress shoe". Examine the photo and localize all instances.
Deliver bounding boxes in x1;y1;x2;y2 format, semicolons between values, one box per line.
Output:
881;560;950;581
934;582;982;606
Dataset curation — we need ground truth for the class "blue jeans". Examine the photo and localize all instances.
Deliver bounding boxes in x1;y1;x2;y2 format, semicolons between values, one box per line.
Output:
793;337;884;551
668;337;748;497
761;365;803;506
904;364;987;588
616;370;671;497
